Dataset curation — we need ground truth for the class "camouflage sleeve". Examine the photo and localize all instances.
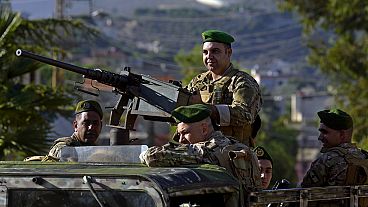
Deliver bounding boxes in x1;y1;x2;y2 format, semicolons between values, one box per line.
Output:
227;74;262;126
185;74;201;92
185;79;194;91
47;142;65;158
301;152;347;187
301;157;327;187
186;71;262;126
141;142;213;167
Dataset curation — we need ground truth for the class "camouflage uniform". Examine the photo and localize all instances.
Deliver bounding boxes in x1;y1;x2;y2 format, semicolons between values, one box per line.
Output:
141;131;262;192
186;64;262;146
301;143;367;207
44;133;92;161
301;143;366;187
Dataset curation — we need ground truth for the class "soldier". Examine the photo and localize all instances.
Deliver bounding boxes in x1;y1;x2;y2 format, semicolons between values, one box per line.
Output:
140;104;262;193
254;146;273;189
42;100;103;161
186;29;262;147
301;109;368;206
301;109;367;187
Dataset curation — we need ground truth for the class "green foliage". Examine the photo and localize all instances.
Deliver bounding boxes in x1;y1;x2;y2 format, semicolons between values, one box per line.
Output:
279;0;368;34
0;84;72;159
174;44;206;85
0;7;96;160
257;114;299;186
279;0;368;146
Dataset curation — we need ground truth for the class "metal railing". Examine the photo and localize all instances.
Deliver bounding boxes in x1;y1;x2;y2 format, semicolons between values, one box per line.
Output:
249;185;368;207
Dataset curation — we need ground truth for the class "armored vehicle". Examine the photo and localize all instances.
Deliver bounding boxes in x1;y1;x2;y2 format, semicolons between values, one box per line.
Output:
11;50;368;207
1;157;368;207
0;161;240;207
11;49;242;207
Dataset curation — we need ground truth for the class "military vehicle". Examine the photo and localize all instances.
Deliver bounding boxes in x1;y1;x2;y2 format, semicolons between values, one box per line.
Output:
12;49;243;207
6;49;367;207
0;161;242;207
0;159;367;207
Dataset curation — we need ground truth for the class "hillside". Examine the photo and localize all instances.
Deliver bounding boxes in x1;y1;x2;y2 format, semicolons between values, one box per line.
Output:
62;1;308;81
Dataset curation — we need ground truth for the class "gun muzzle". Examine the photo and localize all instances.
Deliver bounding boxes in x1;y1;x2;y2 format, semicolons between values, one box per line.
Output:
15;49;22;57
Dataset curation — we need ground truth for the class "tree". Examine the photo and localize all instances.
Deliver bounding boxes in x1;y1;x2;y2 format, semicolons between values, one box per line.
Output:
256;114;299;185
174;45;205;85
0;7;96;160
279;0;368;145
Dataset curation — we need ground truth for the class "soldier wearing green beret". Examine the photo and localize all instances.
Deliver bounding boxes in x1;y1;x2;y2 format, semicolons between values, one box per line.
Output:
141;104;262;197
254;146;273;189
186;29;262;147
301;109;368;206
43;100;103;161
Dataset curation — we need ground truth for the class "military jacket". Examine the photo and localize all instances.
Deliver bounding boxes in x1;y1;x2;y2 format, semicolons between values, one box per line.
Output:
46;133;87;159
301;143;367;187
141;131;262;192
186;64;262;146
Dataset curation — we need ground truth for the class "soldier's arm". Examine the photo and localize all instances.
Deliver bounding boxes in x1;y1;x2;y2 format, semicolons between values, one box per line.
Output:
224;76;262;126
300;157;327;187
41;144;63;162
186;76;205;104
44;139;72;162
141;142;211;167
47;143;63;158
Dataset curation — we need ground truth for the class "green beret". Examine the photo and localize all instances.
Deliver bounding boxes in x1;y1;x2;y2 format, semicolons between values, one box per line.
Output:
317;109;353;130
75;100;103;119
172;104;211;123
202;29;235;45
254;146;273;165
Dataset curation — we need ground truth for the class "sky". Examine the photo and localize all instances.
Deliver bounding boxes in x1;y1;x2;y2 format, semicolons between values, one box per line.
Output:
10;0;55;19
8;0;248;20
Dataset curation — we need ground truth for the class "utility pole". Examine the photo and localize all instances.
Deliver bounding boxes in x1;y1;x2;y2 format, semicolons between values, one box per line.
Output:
88;0;93;15
52;0;66;88
52;0;93;88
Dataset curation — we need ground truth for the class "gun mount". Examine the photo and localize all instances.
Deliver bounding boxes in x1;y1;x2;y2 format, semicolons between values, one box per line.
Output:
16;49;191;145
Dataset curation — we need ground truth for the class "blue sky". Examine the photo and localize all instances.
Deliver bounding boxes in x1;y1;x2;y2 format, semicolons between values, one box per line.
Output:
11;0;55;19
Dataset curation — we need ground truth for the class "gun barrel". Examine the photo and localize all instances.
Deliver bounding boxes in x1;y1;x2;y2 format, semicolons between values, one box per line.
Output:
16;49;129;89
16;49;89;75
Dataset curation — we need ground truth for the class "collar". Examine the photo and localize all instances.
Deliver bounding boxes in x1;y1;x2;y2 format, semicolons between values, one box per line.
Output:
208;63;234;83
207;131;224;141
321;142;356;153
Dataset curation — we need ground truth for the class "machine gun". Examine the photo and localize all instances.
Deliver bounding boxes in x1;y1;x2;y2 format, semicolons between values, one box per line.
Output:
16;49;192;145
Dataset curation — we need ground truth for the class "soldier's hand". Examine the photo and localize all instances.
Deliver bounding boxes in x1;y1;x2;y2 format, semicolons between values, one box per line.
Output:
189;94;203;104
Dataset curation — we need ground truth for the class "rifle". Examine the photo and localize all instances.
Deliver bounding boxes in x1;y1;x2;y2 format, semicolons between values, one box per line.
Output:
16;49;192;145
